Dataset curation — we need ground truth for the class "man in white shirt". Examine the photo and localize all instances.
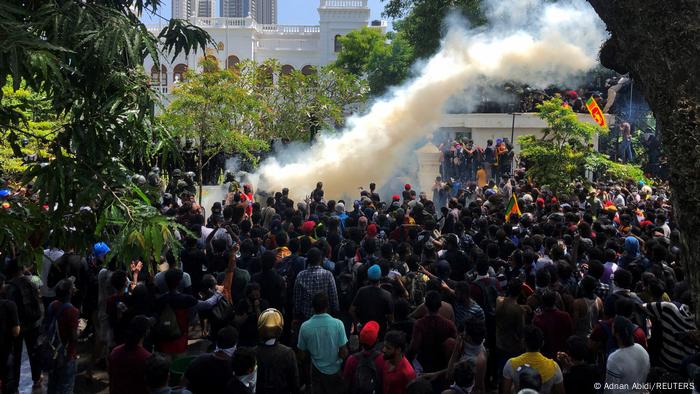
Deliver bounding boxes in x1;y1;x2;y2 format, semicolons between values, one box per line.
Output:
605;316;649;394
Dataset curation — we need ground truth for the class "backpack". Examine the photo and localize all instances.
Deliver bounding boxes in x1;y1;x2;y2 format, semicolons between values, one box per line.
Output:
8;276;43;327
352;350;380;394
38;302;73;371
211;296;233;322
472;278;498;317
155;303;182;340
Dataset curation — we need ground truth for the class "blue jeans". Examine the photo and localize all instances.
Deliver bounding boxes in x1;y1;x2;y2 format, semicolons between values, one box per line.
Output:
47;359;76;394
620;139;634;163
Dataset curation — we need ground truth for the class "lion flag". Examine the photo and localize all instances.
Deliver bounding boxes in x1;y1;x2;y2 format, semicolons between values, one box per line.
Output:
586;97;607;128
505;193;522;222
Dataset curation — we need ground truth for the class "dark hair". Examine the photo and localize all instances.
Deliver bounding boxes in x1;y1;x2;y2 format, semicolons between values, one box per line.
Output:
384;330;407;352
588;260;604;279
144;355;170;389
312;292;329;314
613;268;633;289
613;316;635;347
216;326;239;349
463;317;486;344
165;268;184;291
306;247;322;266
110;270;128;291
231;347;256;376
566;335;589;361
523;325;544;352
454;361;475;389
507;278;523;297
261;250;276;271
425;291;442;313
541;291;557;308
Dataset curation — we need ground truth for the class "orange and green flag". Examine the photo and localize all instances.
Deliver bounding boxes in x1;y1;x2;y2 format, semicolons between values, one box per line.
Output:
505;193;521;221
586;97;607;128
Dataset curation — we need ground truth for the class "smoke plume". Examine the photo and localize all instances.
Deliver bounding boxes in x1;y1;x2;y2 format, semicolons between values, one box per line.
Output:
254;0;607;200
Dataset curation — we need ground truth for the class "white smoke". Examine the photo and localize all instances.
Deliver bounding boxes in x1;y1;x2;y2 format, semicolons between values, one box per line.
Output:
254;0;607;200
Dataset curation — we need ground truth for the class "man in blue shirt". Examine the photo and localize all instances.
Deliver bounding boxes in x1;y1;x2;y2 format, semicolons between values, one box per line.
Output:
298;292;348;394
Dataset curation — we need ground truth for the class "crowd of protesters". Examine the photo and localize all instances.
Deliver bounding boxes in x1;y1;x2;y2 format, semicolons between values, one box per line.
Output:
0;161;698;394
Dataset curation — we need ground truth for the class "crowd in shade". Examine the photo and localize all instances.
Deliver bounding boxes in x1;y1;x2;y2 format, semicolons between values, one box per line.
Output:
1;163;699;394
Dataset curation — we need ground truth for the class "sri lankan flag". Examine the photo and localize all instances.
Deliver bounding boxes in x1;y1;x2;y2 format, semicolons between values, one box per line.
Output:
585;97;607;128
505;193;522;221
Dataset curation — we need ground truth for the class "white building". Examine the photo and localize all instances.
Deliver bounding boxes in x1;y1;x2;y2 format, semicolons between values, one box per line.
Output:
148;0;386;94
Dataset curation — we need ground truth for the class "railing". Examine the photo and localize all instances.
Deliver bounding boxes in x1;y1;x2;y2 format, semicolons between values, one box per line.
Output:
320;0;368;8
260;24;321;34
189;16;258;29
257;39;319;51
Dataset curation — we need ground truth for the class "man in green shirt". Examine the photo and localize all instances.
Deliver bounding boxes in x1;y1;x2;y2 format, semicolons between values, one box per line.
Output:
298;292;349;394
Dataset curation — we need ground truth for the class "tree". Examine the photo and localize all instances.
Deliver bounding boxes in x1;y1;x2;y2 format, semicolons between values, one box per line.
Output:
519;98;646;193
585;0;700;321
382;0;487;61
0;81;59;179
162;57;270;203
0;0;210;266
335;28;413;96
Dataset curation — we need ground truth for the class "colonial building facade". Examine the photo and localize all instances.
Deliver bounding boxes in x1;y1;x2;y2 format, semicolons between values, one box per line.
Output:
146;0;386;95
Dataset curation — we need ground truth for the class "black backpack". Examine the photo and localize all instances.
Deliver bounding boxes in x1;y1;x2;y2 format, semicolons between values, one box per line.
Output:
155;303;182;340
38;302;73;371
8;276;43;327
352;350;380;394
471;278;498;318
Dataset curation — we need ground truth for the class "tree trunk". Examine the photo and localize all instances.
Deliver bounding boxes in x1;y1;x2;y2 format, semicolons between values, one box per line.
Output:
586;0;700;323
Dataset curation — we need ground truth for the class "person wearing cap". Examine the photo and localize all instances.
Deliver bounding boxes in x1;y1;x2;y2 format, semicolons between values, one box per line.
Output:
501;325;564;394
108;315;154;394
46;278;80;394
255;308;300;394
183;326;239;394
342;321;382;390
350;264;394;340
298;292;348;394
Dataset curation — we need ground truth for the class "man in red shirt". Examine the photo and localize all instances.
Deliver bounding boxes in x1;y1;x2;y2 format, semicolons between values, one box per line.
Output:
108;315;154;394
342;321;381;391
377;330;416;394
532;291;574;359
407;291;457;373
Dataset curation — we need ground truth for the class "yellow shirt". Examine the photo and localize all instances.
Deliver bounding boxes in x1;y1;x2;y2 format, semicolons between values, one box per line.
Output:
477;169;487;187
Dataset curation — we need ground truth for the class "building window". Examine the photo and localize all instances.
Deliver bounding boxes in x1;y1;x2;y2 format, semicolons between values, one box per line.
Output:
334;35;342;52
226;55;240;69
301;65;316;76
281;65;294;75
160;65;168;86
150;65;161;85
173;63;188;83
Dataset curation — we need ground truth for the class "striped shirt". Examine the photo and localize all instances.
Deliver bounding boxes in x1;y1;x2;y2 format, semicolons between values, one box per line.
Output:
644;301;697;371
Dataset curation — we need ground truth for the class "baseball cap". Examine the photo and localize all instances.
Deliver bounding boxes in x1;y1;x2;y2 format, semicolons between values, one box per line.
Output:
367;264;381;281
93;242;111;258
359;321;380;346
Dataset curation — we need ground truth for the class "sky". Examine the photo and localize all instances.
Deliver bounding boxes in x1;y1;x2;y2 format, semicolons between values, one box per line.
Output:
142;0;392;29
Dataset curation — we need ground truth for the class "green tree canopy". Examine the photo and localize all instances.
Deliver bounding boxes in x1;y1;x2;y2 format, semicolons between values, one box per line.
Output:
382;0;487;61
0;0;210;266
519;98;645;193
335;28;413;96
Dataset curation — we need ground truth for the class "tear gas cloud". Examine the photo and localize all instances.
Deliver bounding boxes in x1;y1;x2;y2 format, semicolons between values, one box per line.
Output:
254;0;607;200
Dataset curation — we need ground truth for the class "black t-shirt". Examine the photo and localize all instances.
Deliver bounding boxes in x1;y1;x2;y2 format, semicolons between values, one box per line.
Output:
184;353;233;394
251;270;285;311
351;285;394;337
444;250;470;282
0;299;19;349
564;363;600;394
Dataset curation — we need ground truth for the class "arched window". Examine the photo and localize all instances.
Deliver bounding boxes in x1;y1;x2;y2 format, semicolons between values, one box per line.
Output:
150;65;161;85
301;65;316;76
173;64;188;83
281;64;294;75
160;65;168;86
226;55;240;69
334;34;342;52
